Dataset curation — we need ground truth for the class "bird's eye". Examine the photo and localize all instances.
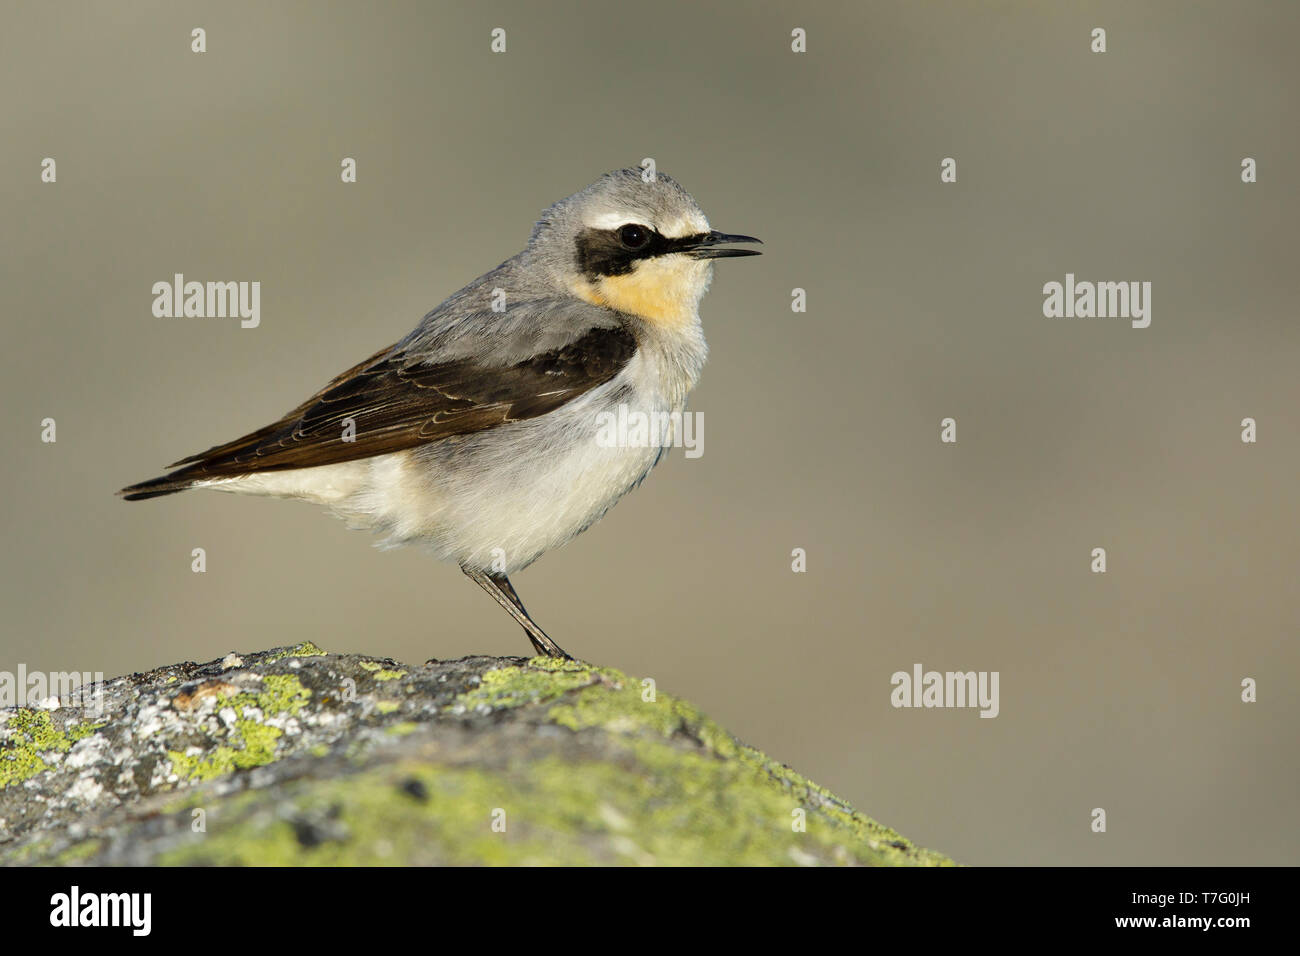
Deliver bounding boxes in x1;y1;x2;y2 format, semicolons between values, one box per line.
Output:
619;224;650;249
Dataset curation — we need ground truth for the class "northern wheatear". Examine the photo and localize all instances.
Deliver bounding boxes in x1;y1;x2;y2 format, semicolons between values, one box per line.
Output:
121;168;761;659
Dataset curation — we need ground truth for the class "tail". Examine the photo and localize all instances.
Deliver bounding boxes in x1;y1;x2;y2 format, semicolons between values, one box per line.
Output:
117;341;400;502
118;413;296;501
118;469;207;501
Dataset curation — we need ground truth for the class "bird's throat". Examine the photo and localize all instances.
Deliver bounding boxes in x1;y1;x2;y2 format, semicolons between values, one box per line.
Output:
572;259;710;332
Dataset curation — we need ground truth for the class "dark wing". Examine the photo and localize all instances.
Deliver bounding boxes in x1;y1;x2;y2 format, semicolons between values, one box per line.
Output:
119;324;637;500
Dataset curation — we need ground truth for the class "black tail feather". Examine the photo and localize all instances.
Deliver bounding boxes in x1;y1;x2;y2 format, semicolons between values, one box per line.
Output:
118;473;200;501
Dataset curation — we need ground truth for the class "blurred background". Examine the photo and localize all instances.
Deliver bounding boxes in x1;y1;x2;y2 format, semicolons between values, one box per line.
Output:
2;0;1296;865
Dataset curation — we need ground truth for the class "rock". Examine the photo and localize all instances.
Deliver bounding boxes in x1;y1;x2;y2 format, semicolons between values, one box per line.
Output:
0;644;953;866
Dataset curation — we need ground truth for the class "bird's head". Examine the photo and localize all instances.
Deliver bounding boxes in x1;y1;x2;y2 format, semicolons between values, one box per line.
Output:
528;168;761;331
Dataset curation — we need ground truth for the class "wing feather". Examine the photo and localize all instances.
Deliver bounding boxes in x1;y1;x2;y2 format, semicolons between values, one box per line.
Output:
120;323;636;499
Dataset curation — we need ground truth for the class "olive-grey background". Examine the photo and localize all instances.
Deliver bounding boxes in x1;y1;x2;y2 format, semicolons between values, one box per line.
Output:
3;0;1296;865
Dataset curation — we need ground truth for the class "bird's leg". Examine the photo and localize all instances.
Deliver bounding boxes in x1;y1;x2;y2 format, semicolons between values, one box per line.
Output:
461;566;574;660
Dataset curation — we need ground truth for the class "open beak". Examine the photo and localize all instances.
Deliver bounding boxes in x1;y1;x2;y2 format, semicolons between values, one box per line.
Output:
677;231;763;260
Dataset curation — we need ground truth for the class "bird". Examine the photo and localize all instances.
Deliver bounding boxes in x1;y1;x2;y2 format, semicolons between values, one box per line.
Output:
120;167;762;660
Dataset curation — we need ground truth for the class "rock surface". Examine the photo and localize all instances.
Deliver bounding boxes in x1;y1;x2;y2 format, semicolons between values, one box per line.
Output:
0;644;952;866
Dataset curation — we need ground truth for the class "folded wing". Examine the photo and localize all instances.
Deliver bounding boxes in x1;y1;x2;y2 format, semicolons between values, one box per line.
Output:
119;322;636;500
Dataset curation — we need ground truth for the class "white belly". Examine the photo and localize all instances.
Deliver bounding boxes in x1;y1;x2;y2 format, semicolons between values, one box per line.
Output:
201;351;686;573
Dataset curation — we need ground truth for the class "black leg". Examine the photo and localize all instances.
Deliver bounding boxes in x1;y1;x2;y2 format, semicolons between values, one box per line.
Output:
462;566;574;660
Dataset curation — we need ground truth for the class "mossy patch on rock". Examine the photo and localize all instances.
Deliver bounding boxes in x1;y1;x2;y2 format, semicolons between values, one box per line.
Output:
0;709;103;789
0;645;953;866
167;674;312;782
264;642;328;663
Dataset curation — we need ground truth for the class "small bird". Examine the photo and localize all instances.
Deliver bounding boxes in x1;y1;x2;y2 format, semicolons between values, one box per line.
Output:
120;167;761;659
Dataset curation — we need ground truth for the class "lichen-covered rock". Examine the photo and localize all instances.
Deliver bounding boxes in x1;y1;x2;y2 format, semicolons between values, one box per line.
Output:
0;644;953;866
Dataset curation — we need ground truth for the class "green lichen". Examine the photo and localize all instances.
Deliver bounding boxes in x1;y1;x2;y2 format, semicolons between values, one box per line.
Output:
53;838;103;865
358;661;408;682
441;659;953;866
158;760;597;866
447;658;598;714
550;673;739;756
8;710;67;751
7;653;949;865
254;674;311;717
264;641;328;663
0;711;105;789
159;790;207;815
68;721;103;742
155;746;946;866
2;836;52;865
168;675;311;782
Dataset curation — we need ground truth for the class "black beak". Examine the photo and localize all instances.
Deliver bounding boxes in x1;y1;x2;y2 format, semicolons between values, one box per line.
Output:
676;231;763;260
